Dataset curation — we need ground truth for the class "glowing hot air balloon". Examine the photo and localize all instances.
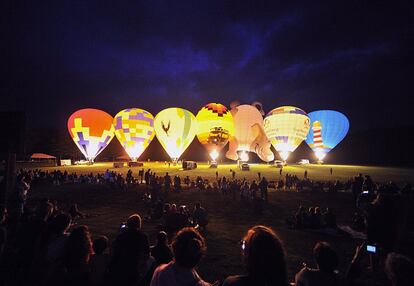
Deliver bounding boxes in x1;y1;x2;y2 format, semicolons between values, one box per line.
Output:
226;104;274;162
264;106;311;161
113;108;155;161
196;103;234;162
154;108;198;161
67;108;115;162
305;110;349;161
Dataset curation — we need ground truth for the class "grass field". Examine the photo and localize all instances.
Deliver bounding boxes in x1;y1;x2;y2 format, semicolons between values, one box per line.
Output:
31;162;414;184
28;182;358;283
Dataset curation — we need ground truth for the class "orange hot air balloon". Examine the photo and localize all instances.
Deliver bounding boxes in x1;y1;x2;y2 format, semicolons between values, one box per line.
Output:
67;108;115;161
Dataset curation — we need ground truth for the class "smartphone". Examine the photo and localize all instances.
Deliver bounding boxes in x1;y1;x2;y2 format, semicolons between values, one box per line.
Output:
120;223;127;230
362;191;369;194
366;244;376;253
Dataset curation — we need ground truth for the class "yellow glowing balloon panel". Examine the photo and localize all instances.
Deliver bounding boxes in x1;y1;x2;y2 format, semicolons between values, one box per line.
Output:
196;103;234;152
67;108;115;161
113;108;155;160
154;108;198;159
264;106;310;153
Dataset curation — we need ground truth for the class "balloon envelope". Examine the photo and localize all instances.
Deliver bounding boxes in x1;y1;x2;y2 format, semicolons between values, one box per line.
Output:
305;110;349;160
154;108;198;160
196;103;234;159
67;108;115;161
113;108;155;161
232;104;264;152
264;106;310;160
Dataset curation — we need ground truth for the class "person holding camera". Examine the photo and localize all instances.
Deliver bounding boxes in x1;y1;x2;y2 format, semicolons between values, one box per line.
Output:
107;214;154;286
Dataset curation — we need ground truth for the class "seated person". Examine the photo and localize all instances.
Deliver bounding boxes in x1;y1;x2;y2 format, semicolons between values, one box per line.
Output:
295;241;341;286
150;231;173;266
150;227;211;286
323;208;337;228
89;236;110;286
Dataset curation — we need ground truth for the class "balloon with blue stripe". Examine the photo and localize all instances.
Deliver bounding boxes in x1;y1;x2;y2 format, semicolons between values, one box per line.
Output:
305;110;349;161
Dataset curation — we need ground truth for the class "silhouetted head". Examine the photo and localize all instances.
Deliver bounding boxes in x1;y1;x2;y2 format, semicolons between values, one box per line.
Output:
242;225;287;285
172;227;206;269
156;231;168;245
93;236;108;255
126;213;142;229
385;252;414;286
313;242;338;273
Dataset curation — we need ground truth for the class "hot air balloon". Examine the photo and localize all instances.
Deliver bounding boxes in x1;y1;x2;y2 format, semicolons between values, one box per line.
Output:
113;108;155;161
67;108;115;162
264;106;310;161
154;108;198;161
196;103;234;162
226;104;274;162
305;110;349;161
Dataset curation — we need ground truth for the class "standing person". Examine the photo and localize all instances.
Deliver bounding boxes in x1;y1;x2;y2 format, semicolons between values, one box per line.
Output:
164;173;171;192
223;225;288;286
150;228;211;286
259;177;269;202
232;170;236;179
304;170;308;179
139;168;144;184
16;174;30;215
257;172;261;180
193;203;208;232
215;171;219;180
144;169;151;185
279;168;283;176
330;168;333;176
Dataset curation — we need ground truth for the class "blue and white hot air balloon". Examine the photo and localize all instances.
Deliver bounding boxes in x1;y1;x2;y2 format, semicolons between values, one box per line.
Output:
305;110;349;161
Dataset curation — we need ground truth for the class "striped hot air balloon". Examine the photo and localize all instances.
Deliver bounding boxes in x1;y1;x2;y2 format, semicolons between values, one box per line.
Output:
264;106;311;161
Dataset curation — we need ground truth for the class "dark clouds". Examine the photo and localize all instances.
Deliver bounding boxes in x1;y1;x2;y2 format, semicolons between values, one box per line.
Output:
1;0;412;131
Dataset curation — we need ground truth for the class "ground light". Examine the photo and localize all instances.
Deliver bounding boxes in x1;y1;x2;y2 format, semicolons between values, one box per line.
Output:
279;151;290;161
239;151;249;162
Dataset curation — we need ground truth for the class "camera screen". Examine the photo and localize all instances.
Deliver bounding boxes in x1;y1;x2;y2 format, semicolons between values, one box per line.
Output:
367;245;376;253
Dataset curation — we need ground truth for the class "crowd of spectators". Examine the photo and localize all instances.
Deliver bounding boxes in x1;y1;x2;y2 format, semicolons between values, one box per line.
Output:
0;168;412;286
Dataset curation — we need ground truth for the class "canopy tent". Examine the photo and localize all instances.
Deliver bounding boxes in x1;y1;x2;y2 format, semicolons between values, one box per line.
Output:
30;153;56;160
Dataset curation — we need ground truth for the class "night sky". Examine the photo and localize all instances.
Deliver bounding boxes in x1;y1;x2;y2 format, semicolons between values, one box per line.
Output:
2;1;412;132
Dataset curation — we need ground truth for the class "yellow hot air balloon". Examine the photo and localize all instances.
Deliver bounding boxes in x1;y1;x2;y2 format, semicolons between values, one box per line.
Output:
154;108;198;161
264;106;310;161
113;108;155;161
67;108;115;162
196;103;234;161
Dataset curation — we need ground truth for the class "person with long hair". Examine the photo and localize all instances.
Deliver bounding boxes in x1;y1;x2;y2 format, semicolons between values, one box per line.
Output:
63;225;93;285
223;225;288;286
